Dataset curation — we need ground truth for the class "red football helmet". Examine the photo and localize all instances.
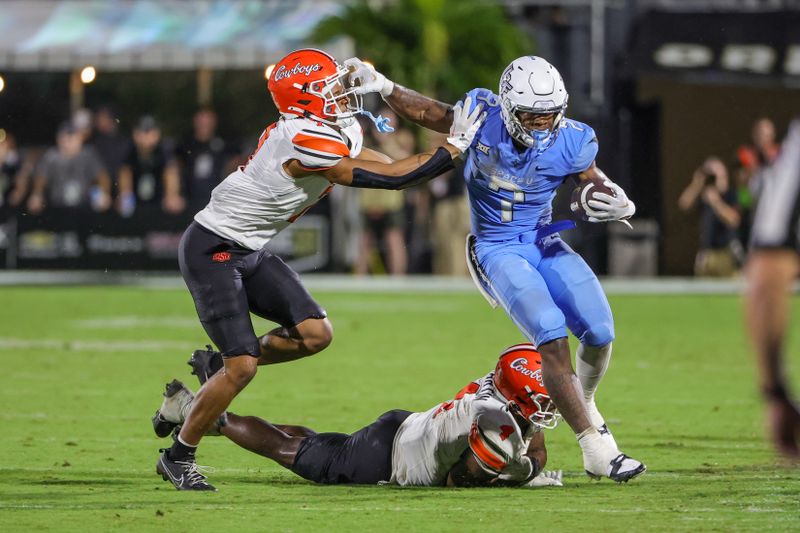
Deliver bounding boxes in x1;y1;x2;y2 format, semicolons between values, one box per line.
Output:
267;48;362;126
493;343;559;429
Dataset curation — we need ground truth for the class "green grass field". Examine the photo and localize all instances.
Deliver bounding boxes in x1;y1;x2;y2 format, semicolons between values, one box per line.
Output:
1;286;798;532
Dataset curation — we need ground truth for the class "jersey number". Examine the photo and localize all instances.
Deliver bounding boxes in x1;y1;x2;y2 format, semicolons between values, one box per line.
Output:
489;177;524;222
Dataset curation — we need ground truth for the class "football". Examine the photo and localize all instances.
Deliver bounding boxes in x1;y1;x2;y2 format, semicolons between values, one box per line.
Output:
570;177;616;221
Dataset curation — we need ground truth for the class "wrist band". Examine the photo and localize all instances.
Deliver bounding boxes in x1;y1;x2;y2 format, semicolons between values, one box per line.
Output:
380;79;395;98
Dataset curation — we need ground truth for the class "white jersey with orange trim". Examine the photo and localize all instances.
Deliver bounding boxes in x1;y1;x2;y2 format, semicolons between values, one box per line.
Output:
389;373;534;487
194;116;363;250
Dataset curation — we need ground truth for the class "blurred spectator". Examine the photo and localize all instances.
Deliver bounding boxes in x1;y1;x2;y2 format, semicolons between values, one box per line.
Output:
736;117;780;246
0;130;21;208
678;157;741;277
174;108;239;211
72;108;93;142
26;122;111;214
90;105;131;187
354;111;413;276
426;132;469;277
117;116;183;216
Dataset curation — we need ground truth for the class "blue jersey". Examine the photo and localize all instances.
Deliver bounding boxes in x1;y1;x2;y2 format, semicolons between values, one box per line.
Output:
462;88;598;241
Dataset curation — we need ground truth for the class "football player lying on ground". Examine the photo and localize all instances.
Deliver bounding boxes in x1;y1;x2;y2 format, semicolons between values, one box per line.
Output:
153;344;564;487
156;47;486;491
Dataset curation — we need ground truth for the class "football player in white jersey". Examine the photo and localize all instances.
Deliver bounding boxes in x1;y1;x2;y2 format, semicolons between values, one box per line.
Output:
156;48;486;491
154;344;565;487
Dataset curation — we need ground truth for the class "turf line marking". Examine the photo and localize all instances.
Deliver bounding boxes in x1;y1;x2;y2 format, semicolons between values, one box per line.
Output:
71;316;198;329
0;338;196;352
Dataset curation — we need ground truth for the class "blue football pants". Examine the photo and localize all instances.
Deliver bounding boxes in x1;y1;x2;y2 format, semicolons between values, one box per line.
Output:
475;235;614;348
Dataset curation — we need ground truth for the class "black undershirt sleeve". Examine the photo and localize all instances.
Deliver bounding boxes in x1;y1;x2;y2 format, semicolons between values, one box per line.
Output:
349;146;455;190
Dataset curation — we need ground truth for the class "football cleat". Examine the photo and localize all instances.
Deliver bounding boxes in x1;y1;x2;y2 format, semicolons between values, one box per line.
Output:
585;453;647;484
156;449;216;491
151;380;194;438
188;345;223;385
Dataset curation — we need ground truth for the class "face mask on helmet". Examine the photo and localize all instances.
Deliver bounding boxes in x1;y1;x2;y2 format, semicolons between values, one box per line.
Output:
493;343;560;430
303;65;364;127
498;56;569;153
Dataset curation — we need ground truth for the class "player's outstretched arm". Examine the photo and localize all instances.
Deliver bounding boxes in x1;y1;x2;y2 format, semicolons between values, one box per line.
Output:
345;57;454;134
285;96;484;190
384;85;453;134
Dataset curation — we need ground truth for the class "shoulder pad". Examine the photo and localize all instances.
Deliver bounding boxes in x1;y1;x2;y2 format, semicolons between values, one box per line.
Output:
561;119;598;174
290;121;350;170
463;88;499;114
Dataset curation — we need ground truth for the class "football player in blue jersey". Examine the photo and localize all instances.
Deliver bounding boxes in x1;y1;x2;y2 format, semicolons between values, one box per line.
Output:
346;56;645;482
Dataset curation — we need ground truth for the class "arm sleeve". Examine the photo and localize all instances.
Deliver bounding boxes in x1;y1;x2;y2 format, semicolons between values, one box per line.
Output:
350;146;454;190
290;128;350;171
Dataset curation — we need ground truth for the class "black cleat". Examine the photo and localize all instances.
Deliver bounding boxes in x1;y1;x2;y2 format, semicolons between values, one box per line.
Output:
152;411;175;439
156;449;216;491
188;345;223;385
607;453;647;484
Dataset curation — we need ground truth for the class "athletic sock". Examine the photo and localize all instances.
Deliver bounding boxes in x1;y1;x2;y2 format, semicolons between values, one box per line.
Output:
582;398;604;428
576;342;612;402
168;435;198;461
577;427;618;468
179;400;194;423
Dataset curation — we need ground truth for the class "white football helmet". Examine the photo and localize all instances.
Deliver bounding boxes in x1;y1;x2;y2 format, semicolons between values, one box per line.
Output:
498;56;569;151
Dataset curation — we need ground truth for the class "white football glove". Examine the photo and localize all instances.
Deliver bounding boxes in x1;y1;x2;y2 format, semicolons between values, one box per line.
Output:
586;180;635;228
344;57;394;97
447;96;485;153
525;470;563;488
497;455;535;483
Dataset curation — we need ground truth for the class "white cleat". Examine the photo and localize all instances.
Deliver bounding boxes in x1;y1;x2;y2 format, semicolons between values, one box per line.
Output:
579;427;646;483
583;451;647;483
151;379;194;438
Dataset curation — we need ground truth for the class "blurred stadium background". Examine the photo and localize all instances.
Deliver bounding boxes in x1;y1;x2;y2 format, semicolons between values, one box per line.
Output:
1;0;798;278
0;1;799;531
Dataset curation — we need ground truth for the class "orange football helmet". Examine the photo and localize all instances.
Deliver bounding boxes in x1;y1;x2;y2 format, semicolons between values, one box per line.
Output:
267;48;362;126
493;343;559;429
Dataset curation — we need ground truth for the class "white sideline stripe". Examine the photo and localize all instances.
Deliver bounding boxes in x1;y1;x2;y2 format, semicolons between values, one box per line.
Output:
0;338;194;352
3;271;796;295
71;316;198;329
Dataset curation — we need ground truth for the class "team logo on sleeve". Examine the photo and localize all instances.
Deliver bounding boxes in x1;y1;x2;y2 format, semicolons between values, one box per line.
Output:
212;252;231;263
